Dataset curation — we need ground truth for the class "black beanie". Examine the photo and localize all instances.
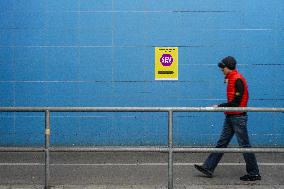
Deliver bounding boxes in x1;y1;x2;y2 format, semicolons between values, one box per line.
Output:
218;56;237;70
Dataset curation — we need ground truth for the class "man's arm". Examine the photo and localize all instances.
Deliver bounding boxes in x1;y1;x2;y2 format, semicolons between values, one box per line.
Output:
218;78;244;107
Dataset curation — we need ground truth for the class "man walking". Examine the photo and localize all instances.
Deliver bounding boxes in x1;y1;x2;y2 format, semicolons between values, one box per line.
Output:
194;56;261;181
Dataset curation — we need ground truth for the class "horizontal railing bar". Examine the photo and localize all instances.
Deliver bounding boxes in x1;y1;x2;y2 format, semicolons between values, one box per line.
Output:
51;147;284;153
1;107;284;112
172;107;284;112
173;147;284;153
0;147;45;152
0;147;281;153
49;147;169;152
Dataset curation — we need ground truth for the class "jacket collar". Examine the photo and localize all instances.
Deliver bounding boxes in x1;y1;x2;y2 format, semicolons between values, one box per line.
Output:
225;70;238;79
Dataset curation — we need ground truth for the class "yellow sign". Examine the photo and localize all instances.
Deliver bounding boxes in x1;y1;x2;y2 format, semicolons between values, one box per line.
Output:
155;47;178;80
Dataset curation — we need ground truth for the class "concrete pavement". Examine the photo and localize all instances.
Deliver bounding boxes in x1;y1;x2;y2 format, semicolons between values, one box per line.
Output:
0;152;284;189
1;185;284;189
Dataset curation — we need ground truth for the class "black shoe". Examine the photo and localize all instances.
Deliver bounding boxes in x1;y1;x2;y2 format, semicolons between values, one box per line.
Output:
240;174;261;181
194;164;213;178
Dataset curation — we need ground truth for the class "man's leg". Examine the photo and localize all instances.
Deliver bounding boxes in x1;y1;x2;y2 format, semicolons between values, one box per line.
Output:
202;116;235;173
233;115;260;179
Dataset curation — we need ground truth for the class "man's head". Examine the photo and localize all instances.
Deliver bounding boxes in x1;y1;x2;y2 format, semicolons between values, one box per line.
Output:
218;56;236;75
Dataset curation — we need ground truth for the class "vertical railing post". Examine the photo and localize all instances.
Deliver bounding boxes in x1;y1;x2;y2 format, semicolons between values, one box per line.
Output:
168;110;173;189
45;110;50;189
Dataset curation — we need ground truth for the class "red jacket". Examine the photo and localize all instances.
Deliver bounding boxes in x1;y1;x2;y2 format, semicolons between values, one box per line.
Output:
225;70;249;115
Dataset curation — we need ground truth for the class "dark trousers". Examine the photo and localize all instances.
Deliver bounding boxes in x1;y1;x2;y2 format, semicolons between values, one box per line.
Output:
203;115;260;175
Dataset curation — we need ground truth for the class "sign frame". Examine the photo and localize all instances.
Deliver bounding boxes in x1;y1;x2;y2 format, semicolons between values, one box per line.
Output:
155;47;178;80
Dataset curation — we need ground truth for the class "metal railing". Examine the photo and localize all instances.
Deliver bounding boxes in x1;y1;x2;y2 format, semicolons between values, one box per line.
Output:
1;106;284;189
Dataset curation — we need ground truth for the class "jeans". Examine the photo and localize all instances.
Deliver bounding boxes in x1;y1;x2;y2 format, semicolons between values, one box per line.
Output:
203;115;260;175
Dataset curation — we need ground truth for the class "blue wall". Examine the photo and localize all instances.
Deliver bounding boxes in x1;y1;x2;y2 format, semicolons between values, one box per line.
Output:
0;0;284;146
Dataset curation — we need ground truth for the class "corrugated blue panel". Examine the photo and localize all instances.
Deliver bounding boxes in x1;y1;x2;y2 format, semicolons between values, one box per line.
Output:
43;82;119;107
0;113;44;146
276;31;284;46
0;0;14;12
146;12;242;31
0;115;15;145
241;31;277;48
45;48;80;81
79;29;112;46
113;13;146;46
179;65;220;82
183;30;244;47
78;12;113;46
13;0;47;12
80;12;112;30
13;47;47;81
80;12;113;45
174;113;222;135
110;113;168;145
46;0;79;11
44;29;79;46
80;0;113;11
51;115;81;145
0;13;14;29
13;29;46;46
243;2;283;31
113;0;148;11
79;48;113;81
50;112;168;145
0;115;14;135
144;13;186;46
80;29;112;46
277;10;284;28
45;82;81;106
0;83;14;106
112;48;148;81
174;134;216;146
249;113;279;134
13;12;45;29
14;83;48;106
113;12;280;46
0;0;283;146
243;11;277;29
113;0;246;11
46;12;79;30
78;82;113;106
14;115;44;146
272;135;284;146
250;100;284;108
0;30;13;46
251;135;277;146
0;48;14;81
110;82;225;107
